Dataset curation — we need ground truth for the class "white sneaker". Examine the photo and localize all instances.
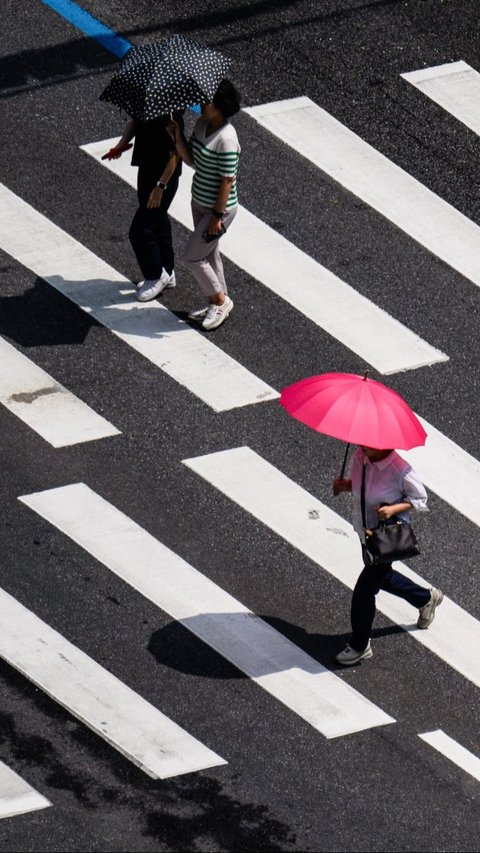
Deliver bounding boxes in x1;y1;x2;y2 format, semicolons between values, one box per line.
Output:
336;641;373;666
417;588;444;629
164;270;176;289
188;305;209;321
136;270;175;291
202;296;234;331
137;269;171;301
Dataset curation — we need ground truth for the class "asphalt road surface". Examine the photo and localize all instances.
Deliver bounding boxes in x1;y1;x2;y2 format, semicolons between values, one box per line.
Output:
1;1;480;851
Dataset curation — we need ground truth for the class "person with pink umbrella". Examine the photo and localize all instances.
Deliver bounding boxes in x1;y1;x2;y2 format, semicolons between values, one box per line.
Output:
332;443;442;665
280;372;444;666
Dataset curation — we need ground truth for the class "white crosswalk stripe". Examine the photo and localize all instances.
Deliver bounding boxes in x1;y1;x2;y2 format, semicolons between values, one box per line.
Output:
419;730;480;782
19;482;395;739
183;446;480;689
244;97;480;289
83;139;448;375
2;78;479;798
0;336;120;447
0;584;225;779
401;61;480;136
0;762;51;820
404;415;480;528
0;183;277;413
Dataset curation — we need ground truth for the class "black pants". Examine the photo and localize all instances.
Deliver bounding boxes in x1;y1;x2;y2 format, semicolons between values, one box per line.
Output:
129;166;180;280
350;554;431;652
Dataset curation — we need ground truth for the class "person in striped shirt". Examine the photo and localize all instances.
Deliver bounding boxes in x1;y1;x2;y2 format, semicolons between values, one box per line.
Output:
168;80;241;330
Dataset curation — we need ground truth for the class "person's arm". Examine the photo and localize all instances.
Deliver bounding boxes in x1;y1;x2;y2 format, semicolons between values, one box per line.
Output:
102;120;136;160
147;151;181;209
375;501;412;522
376;464;428;521
167;119;194;166
205;176;235;235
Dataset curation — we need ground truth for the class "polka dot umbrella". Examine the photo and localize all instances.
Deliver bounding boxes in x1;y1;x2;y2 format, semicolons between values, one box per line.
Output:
99;34;232;121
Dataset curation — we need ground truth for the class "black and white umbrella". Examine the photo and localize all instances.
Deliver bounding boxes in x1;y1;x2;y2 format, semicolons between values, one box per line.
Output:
99;34;231;121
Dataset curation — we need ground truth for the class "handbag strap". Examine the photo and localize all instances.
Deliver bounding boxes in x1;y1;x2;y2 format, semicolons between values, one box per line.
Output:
360;464;367;529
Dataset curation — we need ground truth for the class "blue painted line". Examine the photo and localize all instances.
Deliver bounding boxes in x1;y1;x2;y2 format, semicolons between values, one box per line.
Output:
40;0;132;58
40;0;201;112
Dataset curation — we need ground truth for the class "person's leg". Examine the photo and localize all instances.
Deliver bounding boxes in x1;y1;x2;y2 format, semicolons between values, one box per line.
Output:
207;207;237;298
152;173;179;276
350;564;385;652
184;203;237;329
184;206;223;298
185;203;237;301
379;566;431;608
129;168;175;281
379;566;443;629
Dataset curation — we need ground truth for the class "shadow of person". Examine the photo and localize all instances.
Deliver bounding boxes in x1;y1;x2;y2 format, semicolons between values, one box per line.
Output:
0;277;96;347
148;611;406;680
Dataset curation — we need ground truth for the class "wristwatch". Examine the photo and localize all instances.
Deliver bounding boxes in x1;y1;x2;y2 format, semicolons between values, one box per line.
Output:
156;180;168;189
212;209;225;219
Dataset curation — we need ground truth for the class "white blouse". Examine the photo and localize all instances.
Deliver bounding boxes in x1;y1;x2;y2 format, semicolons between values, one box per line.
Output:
349;448;428;540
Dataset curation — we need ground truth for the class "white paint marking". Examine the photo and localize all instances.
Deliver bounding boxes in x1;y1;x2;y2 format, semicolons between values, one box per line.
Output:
183;447;480;689
0;336;119;447
0;183;277;413
244;97;480;289
0;762;51;820
0;585;225;779
402;61;480;136
419;730;480;782
83;139;447;375
405;415;480;528
20;483;395;739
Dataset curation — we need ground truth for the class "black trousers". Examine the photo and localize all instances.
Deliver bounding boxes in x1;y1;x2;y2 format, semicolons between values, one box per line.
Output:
350;553;431;652
129;166;180;280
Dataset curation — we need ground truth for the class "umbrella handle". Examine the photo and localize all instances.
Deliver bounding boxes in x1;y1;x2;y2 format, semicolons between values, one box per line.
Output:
339;443;350;479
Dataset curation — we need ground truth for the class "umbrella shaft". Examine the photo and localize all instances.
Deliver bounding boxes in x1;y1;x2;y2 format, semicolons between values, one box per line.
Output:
339;443;350;479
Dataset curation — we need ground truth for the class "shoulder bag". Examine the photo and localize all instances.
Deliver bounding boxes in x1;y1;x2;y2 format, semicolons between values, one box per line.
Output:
361;465;420;565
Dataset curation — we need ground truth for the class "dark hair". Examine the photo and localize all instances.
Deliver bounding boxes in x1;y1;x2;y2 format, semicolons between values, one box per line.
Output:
213;79;241;118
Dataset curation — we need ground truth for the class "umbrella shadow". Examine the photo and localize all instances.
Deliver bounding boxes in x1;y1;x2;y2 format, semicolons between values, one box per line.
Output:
0;277;96;347
45;274;206;341
147;612;406;679
10;274;204;344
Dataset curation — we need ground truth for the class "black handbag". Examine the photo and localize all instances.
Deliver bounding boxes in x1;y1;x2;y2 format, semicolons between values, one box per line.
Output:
361;465;420;565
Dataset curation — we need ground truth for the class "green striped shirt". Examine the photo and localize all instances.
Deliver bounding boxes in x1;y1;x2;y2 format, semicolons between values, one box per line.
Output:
190;119;240;209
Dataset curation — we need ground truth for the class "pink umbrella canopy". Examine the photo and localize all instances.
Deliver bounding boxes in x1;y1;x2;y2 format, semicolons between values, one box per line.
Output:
280;372;427;450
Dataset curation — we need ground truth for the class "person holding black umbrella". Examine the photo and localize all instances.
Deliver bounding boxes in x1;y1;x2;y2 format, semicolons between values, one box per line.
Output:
168;79;241;331
102;111;184;301
99;35;234;309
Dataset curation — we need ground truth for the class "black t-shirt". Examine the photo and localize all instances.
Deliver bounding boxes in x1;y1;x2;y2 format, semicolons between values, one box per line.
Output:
131;111;184;173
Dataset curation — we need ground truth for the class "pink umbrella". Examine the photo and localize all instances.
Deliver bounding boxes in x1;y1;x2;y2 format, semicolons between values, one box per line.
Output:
280;372;427;475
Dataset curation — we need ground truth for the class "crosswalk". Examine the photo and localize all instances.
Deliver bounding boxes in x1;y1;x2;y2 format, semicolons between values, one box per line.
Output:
83;138;448;375
2;79;480;812
0;584;225;780
401;61;480;136
0;335;119;446
244;97;480;290
419;730;480;783
183;446;480;689
19;482;395;739
0;183;277;414
0;761;51;820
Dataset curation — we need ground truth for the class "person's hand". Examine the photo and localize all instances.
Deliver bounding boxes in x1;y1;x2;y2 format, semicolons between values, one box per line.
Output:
375;505;396;522
333;478;349;496
147;187;163;209
206;216;223;235
101;142;132;160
